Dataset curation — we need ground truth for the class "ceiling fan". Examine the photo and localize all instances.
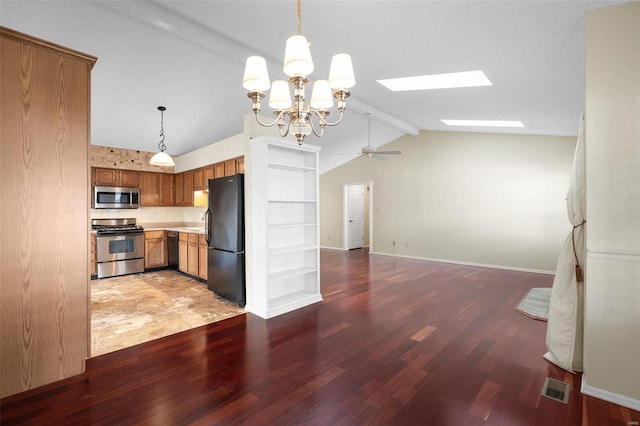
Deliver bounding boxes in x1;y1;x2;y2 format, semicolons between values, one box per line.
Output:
351;113;402;159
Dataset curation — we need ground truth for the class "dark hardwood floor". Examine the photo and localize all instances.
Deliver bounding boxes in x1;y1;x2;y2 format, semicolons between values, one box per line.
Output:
2;249;638;425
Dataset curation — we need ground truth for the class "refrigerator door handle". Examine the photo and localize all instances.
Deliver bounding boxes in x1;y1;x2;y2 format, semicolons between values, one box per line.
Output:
204;208;211;245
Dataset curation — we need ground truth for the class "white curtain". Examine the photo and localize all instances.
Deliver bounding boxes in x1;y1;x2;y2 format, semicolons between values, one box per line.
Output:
544;116;586;373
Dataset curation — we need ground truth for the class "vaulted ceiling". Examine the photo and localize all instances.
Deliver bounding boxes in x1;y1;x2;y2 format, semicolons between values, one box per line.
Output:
1;1;626;172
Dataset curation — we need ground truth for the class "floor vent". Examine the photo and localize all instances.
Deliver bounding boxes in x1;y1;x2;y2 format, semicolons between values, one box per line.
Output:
541;377;570;404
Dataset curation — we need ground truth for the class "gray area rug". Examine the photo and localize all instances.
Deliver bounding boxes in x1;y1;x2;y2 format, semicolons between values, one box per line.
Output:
514;287;551;321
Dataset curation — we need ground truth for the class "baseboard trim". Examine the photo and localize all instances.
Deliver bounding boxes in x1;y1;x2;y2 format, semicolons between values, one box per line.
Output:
367;251;554;275
581;375;640;411
320;246;348;251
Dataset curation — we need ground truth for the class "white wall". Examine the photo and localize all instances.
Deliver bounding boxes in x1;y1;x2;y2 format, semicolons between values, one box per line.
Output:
175;132;245;173
320;130;576;272
583;1;640;409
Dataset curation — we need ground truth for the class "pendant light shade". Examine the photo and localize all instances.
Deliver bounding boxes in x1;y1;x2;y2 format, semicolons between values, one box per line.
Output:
150;106;175;167
150;151;175;167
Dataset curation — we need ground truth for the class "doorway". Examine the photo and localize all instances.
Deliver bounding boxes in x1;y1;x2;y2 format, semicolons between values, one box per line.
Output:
343;182;373;251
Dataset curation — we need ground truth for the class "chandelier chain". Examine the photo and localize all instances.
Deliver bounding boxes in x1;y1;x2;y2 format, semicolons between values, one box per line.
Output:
297;0;302;35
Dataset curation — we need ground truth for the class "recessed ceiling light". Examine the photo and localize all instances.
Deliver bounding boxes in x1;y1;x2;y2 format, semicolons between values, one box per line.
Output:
377;70;492;92
441;119;525;128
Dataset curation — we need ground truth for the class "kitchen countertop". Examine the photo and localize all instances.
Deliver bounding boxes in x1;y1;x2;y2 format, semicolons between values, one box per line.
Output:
139;222;206;234
90;223;206;234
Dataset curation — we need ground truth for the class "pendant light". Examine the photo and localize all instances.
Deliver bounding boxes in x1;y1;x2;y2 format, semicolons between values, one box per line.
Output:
149;106;175;167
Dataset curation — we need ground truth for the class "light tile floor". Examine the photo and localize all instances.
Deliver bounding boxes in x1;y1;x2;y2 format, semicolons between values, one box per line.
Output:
91;270;245;356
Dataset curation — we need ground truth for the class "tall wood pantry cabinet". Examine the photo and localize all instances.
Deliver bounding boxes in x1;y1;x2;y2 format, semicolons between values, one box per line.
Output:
0;27;96;398
246;136;322;319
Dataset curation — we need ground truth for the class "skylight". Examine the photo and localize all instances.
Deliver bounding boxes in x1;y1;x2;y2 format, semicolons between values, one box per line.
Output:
441;119;525;128
377;70;492;92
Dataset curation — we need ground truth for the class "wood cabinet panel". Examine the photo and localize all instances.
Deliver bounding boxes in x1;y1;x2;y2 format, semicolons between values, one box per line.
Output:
139;172;159;206
204;165;215;184
224;159;237;176
187;241;199;276
214;162;225;178
94;168;117;186
144;230;165;239
183;170;194;206
159;173;174;206
198;243;208;280
93;168;139;188
144;231;167;269
119;170;139;187
174;172;184;206
178;239;188;272
236;156;245;174
0;27;96;398
193;167;205;191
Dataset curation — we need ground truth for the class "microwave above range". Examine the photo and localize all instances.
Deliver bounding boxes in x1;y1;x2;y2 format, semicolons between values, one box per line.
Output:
93;186;139;209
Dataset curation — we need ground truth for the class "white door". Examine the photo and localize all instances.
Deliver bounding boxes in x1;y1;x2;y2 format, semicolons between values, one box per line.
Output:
346;185;365;249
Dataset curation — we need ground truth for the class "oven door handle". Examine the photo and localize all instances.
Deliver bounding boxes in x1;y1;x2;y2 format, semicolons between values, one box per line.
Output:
204;208;211;246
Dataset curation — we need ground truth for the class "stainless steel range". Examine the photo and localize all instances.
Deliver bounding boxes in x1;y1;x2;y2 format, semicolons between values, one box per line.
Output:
92;218;144;279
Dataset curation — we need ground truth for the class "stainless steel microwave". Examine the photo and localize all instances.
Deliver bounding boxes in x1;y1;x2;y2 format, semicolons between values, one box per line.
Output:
93;186;140;209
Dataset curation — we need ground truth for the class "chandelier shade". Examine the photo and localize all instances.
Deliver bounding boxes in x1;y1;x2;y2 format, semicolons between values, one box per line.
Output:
283;35;314;77
242;0;355;145
243;56;270;92
328;53;356;89
269;80;292;110
310;80;333;109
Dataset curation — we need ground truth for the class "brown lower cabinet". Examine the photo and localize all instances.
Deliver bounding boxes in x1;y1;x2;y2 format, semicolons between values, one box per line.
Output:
178;232;208;280
144;230;167;268
198;234;208;280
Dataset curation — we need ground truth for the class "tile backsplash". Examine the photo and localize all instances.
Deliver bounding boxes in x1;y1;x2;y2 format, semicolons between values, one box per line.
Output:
91;206;207;226
91;145;175;173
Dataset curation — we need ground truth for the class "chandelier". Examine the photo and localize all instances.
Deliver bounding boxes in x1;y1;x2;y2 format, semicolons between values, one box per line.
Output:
242;0;356;145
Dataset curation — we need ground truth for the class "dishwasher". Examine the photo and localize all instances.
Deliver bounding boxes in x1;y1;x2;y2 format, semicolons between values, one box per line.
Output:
167;231;179;268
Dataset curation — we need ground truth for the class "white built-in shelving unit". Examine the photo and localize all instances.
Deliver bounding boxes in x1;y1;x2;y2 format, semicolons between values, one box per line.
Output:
246;136;322;319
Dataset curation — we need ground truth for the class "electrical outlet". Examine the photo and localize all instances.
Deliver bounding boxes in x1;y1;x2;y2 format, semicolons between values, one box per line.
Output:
406;241;411;248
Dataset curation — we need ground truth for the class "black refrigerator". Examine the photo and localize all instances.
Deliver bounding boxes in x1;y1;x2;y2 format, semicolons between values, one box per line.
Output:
204;174;246;307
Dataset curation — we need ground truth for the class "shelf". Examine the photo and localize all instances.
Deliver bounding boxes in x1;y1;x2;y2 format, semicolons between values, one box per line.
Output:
269;266;316;281
269;244;318;255
267;162;316;172
268;222;316;229
268;199;316;203
268;291;322;312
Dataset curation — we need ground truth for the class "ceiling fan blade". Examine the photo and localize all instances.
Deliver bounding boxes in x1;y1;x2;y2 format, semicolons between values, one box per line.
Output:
375;150;402;155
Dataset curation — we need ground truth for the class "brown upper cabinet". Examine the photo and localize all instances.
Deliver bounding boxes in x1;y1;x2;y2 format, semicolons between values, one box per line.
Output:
214;162;225;178
224;159;237;176
139;172;174;206
90;156;243;207
183;170;194;206
236;156;245;174
193;167;205;191
139;172;159;206
174;170;194;206
159;173;174;206
174;172;184;206
204;165;215;181
93;168;139;188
